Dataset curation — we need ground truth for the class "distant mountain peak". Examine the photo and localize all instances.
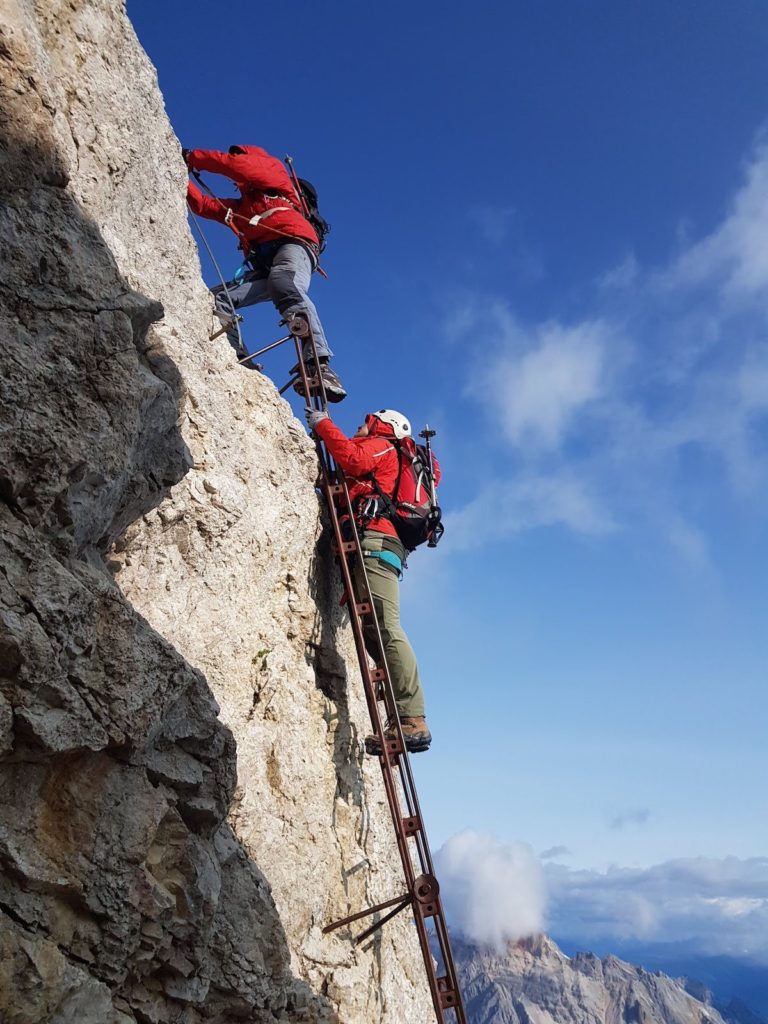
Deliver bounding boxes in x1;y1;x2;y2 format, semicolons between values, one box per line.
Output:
454;932;732;1024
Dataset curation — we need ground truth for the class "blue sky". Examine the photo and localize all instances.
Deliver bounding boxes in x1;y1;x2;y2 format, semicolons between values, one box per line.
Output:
128;0;767;964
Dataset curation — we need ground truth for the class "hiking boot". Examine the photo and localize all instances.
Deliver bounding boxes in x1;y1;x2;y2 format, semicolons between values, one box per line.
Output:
293;363;347;403
365;716;432;756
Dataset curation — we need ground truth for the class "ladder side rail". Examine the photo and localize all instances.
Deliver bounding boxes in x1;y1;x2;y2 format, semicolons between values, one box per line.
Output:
295;329;425;763
432;910;464;1009
318;449;414;758
302;416;422;896
316;464;424;892
293;330;467;1023
295;330;409;738
294;328;398;743
315;472;390;734
314;455;403;753
324;457;466;1023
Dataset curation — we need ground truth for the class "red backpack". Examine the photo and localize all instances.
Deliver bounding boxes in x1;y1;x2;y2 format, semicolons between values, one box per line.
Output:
370;437;444;552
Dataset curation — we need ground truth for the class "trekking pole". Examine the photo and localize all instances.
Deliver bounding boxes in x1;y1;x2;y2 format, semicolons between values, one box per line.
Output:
419;426;445;548
284;154;311;220
284;156;328;280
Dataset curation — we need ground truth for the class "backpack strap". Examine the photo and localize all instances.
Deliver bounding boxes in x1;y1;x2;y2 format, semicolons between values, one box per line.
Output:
359;440;401;523
369;440;401;504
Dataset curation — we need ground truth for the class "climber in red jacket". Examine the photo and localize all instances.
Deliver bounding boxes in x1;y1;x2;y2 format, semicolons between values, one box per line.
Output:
184;145;345;402
305;407;441;754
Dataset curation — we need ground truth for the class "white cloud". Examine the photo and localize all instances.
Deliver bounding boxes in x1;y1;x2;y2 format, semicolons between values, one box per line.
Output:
468;319;611;451
436;837;768;962
663;517;710;566
546;856;768;961
608;808;651;831
447;137;768;554
599;251;640;291
445;473;615;553
468;204;518;245
668;142;768;301
435;831;547;950
540;845;572;861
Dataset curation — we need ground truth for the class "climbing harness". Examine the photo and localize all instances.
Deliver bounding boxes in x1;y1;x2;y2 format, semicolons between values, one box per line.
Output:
289;323;466;1023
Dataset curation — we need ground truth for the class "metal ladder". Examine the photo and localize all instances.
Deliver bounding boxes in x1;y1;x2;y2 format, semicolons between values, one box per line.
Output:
244;315;467;1024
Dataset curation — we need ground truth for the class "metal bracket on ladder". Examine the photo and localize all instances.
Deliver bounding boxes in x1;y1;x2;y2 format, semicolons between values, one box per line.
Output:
289;317;467;1023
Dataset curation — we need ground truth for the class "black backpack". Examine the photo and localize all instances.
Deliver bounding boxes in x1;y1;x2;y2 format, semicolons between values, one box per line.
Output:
370;438;444;552
296;177;330;253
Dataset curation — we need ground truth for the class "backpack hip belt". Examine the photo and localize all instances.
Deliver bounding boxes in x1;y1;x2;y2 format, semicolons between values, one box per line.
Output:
364;549;403;575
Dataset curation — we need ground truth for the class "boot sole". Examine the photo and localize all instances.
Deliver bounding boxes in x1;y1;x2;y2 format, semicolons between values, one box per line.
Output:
294;382;347;403
365;737;431;755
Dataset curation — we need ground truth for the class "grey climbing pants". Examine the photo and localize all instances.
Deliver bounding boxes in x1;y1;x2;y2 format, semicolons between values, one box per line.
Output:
353;532;425;719
211;242;332;359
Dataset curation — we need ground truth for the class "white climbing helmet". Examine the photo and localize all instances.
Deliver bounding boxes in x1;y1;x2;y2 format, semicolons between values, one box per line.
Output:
371;409;411;439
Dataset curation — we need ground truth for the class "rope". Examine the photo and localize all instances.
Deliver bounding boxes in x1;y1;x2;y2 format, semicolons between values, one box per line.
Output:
188;208;245;354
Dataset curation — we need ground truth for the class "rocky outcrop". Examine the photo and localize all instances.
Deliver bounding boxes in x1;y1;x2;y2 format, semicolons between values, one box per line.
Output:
0;1;431;1021
456;935;730;1024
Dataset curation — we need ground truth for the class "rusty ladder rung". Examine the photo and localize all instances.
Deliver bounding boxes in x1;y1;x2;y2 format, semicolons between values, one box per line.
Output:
402;814;423;836
439;986;461;1010
322;892;410;935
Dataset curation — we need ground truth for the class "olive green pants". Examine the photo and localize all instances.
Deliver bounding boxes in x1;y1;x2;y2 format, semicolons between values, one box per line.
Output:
353;532;425;719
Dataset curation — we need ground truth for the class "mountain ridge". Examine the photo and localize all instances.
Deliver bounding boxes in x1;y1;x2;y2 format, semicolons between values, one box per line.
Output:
453;932;762;1024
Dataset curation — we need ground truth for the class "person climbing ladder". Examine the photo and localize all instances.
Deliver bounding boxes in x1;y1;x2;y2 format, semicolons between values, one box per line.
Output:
306;406;441;752
184;144;346;402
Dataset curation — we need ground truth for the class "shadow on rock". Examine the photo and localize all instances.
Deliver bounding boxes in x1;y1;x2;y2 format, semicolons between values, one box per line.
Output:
306;516;370;847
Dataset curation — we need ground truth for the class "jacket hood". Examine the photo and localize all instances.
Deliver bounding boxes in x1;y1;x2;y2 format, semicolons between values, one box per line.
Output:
366;415;396;439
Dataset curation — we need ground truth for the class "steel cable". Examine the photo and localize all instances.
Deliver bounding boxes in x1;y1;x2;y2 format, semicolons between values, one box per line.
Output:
188;208;245;354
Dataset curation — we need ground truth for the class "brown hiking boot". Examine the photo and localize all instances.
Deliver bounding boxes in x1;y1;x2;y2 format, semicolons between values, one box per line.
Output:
293;363;347;403
365;716;432;755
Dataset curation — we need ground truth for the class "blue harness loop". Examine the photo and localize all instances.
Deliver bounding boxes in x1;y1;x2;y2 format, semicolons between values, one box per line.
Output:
233;261;249;283
364;549;402;575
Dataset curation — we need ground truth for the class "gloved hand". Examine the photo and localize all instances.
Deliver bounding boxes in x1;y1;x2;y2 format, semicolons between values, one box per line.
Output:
305;407;330;432
181;147;191;166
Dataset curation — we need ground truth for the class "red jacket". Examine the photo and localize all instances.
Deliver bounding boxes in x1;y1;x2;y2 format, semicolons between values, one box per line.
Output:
314;417;441;540
186;146;319;252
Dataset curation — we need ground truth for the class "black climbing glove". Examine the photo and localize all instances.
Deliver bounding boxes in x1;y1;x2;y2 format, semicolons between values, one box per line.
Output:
181;147;191;166
305;408;330;432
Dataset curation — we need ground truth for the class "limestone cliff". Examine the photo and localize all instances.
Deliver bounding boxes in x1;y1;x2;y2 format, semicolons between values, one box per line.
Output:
0;1;432;1021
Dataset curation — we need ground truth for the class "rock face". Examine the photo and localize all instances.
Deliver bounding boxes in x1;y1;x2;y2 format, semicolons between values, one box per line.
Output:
456;935;730;1024
0;1;432;1021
